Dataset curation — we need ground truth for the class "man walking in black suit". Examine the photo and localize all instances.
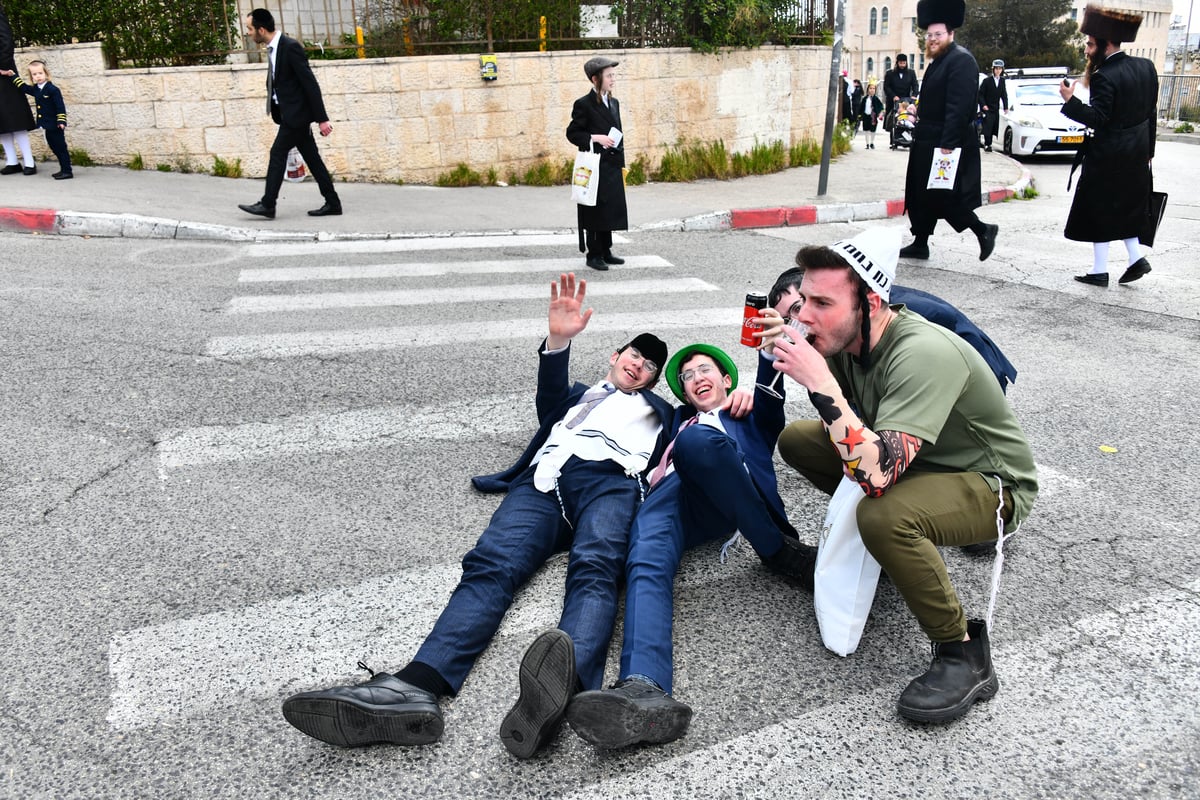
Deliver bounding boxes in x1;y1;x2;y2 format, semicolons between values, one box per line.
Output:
239;8;342;219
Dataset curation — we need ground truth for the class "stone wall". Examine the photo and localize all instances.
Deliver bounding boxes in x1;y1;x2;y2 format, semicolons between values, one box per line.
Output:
13;42;832;184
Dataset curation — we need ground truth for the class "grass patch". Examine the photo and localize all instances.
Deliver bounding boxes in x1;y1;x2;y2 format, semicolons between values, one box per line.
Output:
434;162;498;187
625;155;648;186
1174;121;1195;133
69;148;95;167
731;139;787;177
211;155;243;178
653;140;731;182
789;138;822;166
520;158;572;186
156;163;173;172
1020;184;1038;200
127;152;145;171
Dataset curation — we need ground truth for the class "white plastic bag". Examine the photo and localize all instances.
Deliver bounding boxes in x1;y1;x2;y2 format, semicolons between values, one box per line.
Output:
813;475;881;656
285;147;307;182
571;149;601;206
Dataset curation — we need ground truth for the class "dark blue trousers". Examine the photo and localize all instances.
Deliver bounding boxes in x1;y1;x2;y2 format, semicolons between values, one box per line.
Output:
414;457;640;692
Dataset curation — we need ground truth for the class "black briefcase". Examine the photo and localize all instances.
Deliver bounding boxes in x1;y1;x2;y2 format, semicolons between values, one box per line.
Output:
1140;190;1168;248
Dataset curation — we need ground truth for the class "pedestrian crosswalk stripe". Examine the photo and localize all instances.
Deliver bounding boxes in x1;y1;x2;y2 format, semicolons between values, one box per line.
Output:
243;232;631;257
205;308;736;360
225;277;719;314
238;255;673;284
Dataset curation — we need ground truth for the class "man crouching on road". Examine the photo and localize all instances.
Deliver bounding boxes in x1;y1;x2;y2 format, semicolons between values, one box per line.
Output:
769;227;1037;723
563;341;816;749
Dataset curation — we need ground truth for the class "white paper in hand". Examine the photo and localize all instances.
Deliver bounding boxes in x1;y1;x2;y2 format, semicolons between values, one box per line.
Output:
607;127;623;147
926;148;961;190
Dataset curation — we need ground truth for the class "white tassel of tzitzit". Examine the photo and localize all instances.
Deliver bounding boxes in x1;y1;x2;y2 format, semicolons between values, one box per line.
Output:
984;476;1020;631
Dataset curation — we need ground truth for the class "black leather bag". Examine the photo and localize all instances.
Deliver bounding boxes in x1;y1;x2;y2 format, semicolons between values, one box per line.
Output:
1141;190;1168;248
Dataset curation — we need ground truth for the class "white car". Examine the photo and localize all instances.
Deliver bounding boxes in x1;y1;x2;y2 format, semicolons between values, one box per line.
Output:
995;70;1088;157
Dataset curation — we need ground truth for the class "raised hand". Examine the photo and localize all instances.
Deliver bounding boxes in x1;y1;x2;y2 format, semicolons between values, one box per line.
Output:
546;272;594;350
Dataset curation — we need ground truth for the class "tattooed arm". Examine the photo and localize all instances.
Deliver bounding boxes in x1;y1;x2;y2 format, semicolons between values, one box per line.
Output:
807;380;923;497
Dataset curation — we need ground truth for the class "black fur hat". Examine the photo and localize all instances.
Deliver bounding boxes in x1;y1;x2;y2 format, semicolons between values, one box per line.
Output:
917;0;966;29
1080;4;1142;43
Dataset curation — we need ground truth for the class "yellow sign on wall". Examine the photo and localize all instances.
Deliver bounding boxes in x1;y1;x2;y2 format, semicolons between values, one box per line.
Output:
479;54;498;81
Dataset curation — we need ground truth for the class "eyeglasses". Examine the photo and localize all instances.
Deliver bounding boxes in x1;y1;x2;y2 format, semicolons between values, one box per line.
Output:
782;299;804;323
679;364;718;384
924;31;947;40
627;347;659;375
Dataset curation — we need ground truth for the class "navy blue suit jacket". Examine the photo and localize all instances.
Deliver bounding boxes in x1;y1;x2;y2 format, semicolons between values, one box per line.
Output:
667;354;797;537
473;341;675;493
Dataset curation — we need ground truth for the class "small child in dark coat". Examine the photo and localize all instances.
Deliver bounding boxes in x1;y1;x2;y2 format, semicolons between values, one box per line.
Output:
1;59;71;179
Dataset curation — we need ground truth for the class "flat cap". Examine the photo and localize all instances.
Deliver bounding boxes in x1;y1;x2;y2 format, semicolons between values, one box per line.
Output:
584;56;619;79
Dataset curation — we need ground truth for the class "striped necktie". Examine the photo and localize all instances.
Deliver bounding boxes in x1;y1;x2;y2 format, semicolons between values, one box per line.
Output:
649;415;699;487
266;45;275;116
565;384;615;430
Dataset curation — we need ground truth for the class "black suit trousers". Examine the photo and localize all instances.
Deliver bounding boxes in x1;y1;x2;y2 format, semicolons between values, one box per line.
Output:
261;111;338;207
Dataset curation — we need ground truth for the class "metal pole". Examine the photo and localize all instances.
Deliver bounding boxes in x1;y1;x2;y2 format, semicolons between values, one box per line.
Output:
818;0;846;195
1184;0;1195;74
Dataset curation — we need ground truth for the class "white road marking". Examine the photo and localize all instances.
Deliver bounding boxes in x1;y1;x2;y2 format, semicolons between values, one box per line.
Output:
204;308;738;360
238;255;673;283
242;232;630;257
156;393;530;470
225;277;719;314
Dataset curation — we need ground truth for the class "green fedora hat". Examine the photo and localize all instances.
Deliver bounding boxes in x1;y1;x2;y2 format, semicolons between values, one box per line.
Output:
664;343;739;403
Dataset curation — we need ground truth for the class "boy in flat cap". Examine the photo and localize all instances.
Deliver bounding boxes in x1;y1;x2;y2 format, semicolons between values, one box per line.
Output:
899;0;999;263
567;56;628;272
977;59;1008;152
1059;4;1158;287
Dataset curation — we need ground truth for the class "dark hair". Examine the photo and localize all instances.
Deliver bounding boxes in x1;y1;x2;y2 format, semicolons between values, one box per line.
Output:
249;8;276;32
781;246;875;367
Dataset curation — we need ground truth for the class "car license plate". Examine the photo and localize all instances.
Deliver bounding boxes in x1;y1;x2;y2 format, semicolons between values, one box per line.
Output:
1058;135;1084;144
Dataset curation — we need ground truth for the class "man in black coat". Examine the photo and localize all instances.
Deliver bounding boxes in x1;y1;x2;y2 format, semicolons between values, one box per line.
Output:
1060;5;1158;287
900;0;998;263
238;8;342;220
883;53;919;117
567;57;628;271
977;59;1008;152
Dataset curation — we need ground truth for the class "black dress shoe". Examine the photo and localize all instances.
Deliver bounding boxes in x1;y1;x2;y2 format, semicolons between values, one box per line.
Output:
1073;272;1109;287
763;536;817;592
977;223;999;261
899;241;930;260
308;202;343;216
0;164;21;175
602;252;625;265
282;671;443;747
53;172;73;180
500;629;577;759
585;256;610;271
567;677;692;749
1118;257;1151;284
238;202;275;219
22;165;36;175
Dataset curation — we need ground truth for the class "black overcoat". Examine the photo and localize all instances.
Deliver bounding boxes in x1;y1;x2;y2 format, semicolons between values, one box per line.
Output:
0;4;34;134
904;42;982;230
566;90;628;233
1061;51;1158;243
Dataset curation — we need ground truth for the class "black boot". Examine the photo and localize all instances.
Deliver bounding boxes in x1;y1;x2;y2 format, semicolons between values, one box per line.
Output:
763;536;817;592
897;618;998;723
899;236;929;260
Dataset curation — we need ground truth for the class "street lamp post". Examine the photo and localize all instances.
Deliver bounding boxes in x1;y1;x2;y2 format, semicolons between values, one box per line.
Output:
855;33;865;81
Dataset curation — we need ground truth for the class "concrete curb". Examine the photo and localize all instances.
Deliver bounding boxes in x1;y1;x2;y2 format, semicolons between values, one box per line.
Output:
0;163;1037;243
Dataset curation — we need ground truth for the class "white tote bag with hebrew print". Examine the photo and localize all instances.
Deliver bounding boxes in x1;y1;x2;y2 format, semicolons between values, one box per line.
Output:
813;475;881;656
571;149;601;206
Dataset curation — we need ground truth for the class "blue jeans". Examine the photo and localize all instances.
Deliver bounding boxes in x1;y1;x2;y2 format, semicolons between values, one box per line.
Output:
414;456;639;692
619;424;785;694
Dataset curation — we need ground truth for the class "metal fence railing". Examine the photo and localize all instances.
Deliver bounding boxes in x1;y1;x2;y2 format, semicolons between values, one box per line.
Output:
1159;73;1200;122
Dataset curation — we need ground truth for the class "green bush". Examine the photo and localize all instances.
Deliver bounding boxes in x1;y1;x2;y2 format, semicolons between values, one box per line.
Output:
731;139;787;177
625;155;648;185
68;148;95;167
789;138;821;166
211;155;243;178
436;163;485;187
156;163;173;172
520;158;572;186
653;140;731;182
127;153;144;171
1174;120;1196;133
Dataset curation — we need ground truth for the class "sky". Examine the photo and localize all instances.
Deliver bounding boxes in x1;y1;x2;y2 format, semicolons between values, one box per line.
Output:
1177;0;1198;26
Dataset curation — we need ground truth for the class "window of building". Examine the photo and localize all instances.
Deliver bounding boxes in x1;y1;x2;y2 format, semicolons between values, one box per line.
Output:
1070;8;1077;20
911;17;917;32
881;8;890;35
910;53;916;67
919;52;925;69
885;56;892;72
867;57;875;75
870;8;878;35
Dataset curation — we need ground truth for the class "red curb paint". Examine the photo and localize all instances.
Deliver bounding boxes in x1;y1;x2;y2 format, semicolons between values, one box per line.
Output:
0;207;57;232
785;206;818;225
730;207;787;229
988;188;1011;203
886;198;906;217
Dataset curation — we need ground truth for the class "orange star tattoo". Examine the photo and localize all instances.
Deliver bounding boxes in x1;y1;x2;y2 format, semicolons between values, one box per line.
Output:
838;425;867;453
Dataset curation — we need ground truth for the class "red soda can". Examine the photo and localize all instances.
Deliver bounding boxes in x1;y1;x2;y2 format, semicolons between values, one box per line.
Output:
741;292;768;347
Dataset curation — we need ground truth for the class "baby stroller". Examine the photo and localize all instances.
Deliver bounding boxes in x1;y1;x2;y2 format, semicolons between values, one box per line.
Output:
888;97;917;150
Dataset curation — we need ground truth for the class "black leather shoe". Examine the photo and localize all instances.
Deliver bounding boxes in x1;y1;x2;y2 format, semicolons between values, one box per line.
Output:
238;202;275;219
899;241;930;260
0;164;21;175
977;223;999;261
22;165;36;175
53;172;73;180
566;678;692;749
1073;272;1109;287
281;671;443;747
984;146;993;152
602;252;625;265
585;256;610;271
763;536;817;592
1118;257;1151;284
897;619;999;723
308;201;343;217
500;629;577;759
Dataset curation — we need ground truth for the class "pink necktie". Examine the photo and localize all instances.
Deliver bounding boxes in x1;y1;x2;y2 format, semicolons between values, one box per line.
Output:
565;384;615;430
649;416;699;487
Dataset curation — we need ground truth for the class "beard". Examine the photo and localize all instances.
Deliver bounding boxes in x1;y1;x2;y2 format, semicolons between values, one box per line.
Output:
1083;41;1111;87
